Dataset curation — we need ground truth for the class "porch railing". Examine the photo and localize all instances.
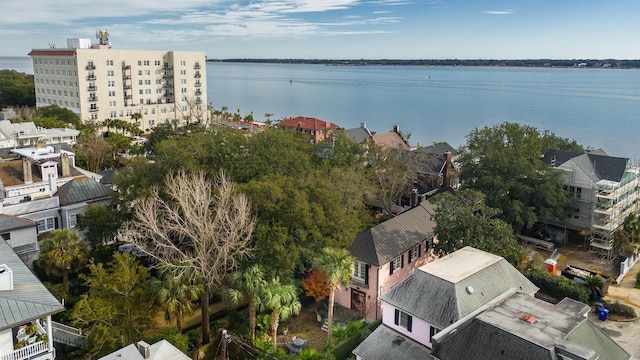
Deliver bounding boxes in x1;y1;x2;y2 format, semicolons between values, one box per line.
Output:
1;341;51;360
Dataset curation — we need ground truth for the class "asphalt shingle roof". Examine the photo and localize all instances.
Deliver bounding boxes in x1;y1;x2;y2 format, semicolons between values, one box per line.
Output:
352;324;430;360
348;201;437;267
0;240;64;330
0;214;37;232
379;247;538;329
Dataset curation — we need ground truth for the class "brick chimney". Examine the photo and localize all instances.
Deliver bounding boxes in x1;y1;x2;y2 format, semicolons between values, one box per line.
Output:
393;125;400;133
22;158;33;184
410;188;420;208
442;151;452;189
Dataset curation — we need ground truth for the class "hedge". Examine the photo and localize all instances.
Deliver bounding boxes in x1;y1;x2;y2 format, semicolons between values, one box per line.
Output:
331;320;381;360
525;267;590;303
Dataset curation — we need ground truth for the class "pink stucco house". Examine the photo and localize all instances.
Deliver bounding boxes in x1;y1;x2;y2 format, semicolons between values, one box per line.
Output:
353;247;630;360
334;201;438;321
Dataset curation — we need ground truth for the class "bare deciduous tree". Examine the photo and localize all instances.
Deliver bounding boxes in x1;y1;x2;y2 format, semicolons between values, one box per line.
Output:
120;169;255;345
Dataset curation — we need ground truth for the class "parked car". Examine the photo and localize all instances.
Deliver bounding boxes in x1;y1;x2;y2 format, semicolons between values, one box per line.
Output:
117;243;146;257
527;224;566;246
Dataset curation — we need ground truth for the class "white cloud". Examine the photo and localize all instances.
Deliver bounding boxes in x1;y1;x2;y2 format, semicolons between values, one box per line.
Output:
484;10;515;15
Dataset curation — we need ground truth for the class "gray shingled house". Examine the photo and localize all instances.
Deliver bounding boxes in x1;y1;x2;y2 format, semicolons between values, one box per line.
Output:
0;240;64;360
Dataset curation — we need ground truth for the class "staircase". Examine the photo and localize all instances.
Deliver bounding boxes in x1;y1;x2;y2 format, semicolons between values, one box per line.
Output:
51;321;86;347
321;320;329;332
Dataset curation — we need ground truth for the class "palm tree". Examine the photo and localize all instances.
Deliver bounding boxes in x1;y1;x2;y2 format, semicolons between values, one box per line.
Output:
150;266;204;331
38;229;89;297
312;247;354;341
223;265;266;344
259;277;300;351
624;213;640;242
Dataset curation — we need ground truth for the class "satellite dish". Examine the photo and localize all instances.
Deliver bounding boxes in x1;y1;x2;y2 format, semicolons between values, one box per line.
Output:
466;286;474;294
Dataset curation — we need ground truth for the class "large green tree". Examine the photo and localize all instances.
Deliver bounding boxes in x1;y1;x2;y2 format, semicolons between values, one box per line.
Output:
0;70;35;108
311;247;354;341
431;189;524;266
77;204;121;248
37;104;81;128
72;252;154;358
457;122;578;233
223;265;267;344
38;229;89;297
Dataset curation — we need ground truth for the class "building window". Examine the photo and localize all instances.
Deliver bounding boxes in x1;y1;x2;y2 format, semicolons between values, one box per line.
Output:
390;255;404;275
69;214;78;228
37;217;56;233
106;60;113;66
430;326;439;340
352;261;367;285
394;309;412;332
408;244;420;263
180;60;186;66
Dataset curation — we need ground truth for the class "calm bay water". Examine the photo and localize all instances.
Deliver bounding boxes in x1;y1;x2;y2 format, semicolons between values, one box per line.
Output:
3;57;639;158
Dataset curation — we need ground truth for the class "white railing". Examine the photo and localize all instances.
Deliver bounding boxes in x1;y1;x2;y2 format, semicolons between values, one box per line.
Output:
1;341;50;360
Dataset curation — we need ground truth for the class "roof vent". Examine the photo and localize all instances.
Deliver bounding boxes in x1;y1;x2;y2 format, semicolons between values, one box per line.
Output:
0;264;14;291
521;314;536;323
466;285;474;294
392;336;405;346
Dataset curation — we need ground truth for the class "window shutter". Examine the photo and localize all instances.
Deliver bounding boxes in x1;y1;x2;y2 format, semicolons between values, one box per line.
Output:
408;249;412;263
417;244;421;257
364;265;369;285
390;261;394;275
401;255;404;269
407;315;413;332
394;309;399;325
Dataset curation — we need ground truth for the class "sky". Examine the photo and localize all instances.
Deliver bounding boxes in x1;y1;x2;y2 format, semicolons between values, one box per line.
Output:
1;0;640;59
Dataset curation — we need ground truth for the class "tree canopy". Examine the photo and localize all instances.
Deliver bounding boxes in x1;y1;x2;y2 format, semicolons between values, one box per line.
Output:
431;189;524;266
0;70;35;108
457;122;581;233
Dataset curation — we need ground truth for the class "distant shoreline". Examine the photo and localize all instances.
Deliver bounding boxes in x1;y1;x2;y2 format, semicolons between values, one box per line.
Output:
207;58;640;69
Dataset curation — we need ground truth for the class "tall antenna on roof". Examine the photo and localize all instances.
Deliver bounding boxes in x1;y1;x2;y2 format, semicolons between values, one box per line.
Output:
48;42;56;49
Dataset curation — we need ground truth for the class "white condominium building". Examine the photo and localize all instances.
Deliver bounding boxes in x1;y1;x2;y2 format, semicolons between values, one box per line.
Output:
28;31;208;132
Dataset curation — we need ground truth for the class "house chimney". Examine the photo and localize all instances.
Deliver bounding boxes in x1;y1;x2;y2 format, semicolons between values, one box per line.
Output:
60;153;70;177
442;151;452;189
0;264;14;291
393;125;399;133
410;188;420;208
49;174;58;193
361;122;367;128
137;341;151;359
22;158;33;184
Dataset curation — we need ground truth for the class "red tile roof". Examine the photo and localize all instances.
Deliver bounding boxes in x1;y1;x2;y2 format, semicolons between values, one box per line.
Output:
280;116;338;131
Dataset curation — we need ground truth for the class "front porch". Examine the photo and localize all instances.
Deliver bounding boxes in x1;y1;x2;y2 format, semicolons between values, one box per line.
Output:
3;317;55;360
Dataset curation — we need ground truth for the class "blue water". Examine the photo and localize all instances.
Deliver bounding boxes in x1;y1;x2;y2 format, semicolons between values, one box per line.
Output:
4;57;640;158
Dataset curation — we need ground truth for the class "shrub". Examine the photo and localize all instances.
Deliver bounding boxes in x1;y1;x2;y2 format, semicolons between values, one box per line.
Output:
525;267;590;303
602;300;637;318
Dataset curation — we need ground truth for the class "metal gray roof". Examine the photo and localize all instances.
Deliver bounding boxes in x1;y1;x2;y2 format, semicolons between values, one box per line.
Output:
0;214;37;232
348;201;437;266
431;293;630;360
55;176;114;206
380;247;538;329
0;240;64;330
543;149;629;183
542;149;584;167
352;324;430;360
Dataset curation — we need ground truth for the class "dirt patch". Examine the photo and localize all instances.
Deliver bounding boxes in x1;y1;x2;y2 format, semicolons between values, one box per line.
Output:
278;303;327;352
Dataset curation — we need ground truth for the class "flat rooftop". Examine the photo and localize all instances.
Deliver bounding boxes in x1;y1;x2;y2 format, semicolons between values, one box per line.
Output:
419;246;502;283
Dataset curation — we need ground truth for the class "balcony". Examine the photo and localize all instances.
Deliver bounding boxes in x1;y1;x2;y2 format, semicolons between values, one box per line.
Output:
163;73;172;78
86;75;96;80
163;65;173;70
123;65;131;70
89;107;99;112
194;82;202;87
164;92;173;96
124;85;131;90
87;86;97;91
123;75;131;80
194;73;201;78
85;64;95;70
195;90;202;96
195;98;202;104
124;95;132;99
88;96;98;102
194;63;201;69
